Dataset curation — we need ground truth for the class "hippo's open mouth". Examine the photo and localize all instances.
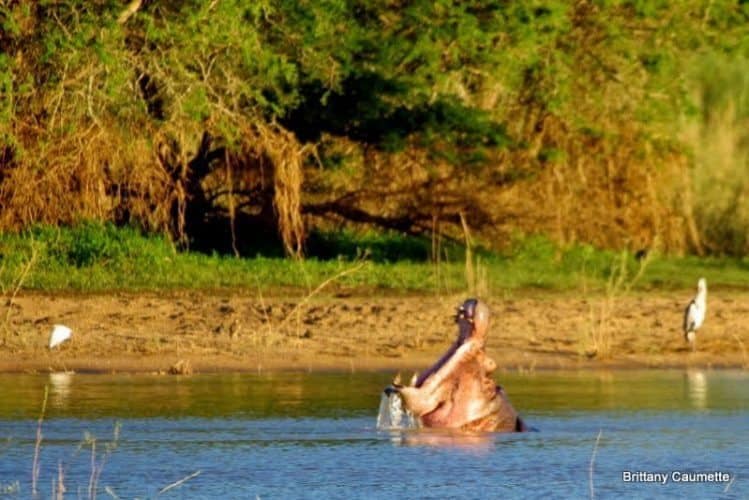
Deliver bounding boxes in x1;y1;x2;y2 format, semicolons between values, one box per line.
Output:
380;298;528;433
413;299;477;388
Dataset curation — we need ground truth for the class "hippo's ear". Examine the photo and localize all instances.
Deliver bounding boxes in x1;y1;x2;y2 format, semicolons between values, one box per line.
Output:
410;372;419;387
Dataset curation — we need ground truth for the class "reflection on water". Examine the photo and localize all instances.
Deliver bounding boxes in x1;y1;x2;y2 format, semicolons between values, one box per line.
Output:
0;370;746;498
48;371;73;409
386;428;495;452
686;370;708;409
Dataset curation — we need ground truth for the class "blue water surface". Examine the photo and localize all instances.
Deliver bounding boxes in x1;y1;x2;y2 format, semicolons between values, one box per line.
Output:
0;370;746;499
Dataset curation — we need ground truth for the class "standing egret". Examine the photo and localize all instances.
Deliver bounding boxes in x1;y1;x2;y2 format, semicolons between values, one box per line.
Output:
683;278;707;352
49;324;72;349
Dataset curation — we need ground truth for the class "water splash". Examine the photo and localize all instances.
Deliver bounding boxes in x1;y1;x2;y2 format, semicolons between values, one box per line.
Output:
376;388;418;430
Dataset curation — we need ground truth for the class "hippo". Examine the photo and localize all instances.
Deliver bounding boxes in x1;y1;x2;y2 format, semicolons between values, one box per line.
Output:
385;299;528;432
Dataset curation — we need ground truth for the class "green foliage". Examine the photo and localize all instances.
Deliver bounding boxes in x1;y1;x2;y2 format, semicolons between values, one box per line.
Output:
1;225;748;293
27;222;165;267
306;228;472;262
4;1;749;255
278;0;564;158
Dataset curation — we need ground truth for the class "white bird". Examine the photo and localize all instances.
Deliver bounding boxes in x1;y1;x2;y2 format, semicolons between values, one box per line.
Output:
49;324;72;349
683;278;707;351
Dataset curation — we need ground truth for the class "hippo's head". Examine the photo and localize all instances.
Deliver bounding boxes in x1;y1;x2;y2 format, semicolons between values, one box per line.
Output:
414;298;489;388
381;298;526;432
455;298;490;346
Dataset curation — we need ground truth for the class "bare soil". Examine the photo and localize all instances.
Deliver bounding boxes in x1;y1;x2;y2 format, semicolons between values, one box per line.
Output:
1;290;747;374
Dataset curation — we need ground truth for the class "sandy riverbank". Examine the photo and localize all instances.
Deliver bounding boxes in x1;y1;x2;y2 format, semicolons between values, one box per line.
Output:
1;290;747;374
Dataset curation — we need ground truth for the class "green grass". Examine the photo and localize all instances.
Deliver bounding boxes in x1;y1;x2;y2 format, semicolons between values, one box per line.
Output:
1;222;749;294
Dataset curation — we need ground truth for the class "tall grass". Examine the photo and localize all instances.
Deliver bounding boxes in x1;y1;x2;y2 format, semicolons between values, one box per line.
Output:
1;223;749;294
579;249;652;359
20;385;198;498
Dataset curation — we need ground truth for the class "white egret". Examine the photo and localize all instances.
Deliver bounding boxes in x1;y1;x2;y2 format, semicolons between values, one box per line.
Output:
48;324;72;349
683;278;707;352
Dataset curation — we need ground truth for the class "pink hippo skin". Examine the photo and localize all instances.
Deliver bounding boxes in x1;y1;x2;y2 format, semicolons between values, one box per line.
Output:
395;299;527;432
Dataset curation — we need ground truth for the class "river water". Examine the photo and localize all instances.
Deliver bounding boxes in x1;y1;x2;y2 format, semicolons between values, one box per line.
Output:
0;370;746;498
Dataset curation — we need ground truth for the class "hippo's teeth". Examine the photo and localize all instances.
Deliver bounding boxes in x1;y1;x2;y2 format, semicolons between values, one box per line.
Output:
393;372;402;386
410;372;418;386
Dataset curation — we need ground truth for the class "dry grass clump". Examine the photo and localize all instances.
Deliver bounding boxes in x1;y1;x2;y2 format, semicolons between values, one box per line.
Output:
305;117;685;258
157;120;310;255
255;123;308;259
168;359;193;375
522;125;685;253
0;123;169;234
0;116;310;257
579;249;652;359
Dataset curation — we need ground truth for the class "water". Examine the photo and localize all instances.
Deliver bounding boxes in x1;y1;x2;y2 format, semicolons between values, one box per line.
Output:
0;370;746;498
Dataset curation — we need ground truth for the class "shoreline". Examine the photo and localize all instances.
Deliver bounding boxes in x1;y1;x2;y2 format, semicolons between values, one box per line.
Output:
1;356;744;375
1;290;747;374
1;346;746;374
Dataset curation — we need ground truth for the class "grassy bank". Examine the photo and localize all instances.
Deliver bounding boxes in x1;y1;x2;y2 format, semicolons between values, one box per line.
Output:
1;223;748;295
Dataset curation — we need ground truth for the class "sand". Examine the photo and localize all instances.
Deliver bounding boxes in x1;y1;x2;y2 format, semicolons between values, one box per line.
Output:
1;290;747;374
